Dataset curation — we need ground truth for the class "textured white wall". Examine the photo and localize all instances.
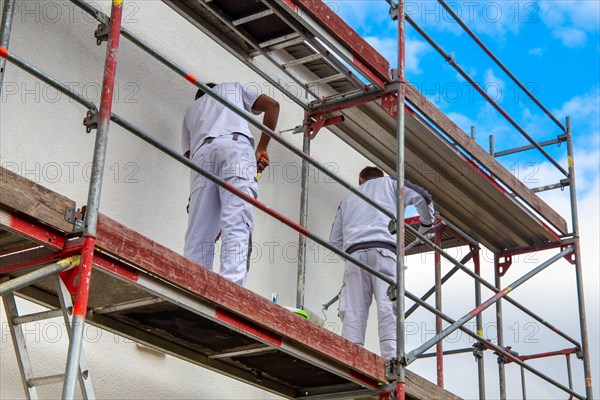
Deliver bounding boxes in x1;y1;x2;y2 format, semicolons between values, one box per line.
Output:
0;1;379;398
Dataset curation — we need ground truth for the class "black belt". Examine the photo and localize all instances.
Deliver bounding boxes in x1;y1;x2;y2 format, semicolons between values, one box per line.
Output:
202;132;248;146
346;241;397;254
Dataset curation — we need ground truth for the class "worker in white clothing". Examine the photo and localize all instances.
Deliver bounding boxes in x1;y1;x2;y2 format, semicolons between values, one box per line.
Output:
329;166;435;359
182;82;279;286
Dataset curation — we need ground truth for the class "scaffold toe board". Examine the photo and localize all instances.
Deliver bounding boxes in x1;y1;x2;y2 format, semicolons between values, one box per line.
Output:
0;169;461;400
162;0;566;253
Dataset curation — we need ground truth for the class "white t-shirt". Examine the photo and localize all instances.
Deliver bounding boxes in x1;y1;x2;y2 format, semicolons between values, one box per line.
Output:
329;177;435;252
181;82;261;158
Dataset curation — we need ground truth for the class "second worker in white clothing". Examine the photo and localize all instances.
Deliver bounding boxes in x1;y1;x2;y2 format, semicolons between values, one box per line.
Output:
329;166;435;359
182;82;279;286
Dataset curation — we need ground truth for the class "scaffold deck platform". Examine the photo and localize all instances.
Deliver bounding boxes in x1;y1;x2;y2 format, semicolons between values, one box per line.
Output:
0;167;461;399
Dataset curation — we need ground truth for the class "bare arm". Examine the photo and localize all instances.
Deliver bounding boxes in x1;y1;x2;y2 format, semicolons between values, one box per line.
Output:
252;94;280;168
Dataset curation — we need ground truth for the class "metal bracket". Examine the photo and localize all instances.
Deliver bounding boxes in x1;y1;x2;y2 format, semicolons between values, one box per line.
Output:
304;115;345;139
251;368;263;382
83;109;98;133
496;255;512;277
388;218;397;235
94;23;109;46
561;245;576;265
385;358;399;382
65;207;84;231
387;0;399;20
495;346;518;364
386;284;397;302
472;342;485;361
381;92;399;118
557;133;568;146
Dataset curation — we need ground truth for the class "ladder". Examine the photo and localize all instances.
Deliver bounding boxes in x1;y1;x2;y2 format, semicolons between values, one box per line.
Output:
2;275;95;399
163;0;389;110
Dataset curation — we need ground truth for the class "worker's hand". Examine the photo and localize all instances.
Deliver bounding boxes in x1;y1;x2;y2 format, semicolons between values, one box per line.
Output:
255;148;270;172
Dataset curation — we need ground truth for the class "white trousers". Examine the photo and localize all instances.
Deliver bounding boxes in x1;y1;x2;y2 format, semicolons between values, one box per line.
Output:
339;248;397;359
184;134;257;286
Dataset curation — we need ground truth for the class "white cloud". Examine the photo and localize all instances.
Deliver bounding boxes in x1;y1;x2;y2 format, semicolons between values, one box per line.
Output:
539;1;600;48
554;87;600;121
528;47;546;56
405;39;430;75
552;27;588;48
364;37;430;75
539;0;600;32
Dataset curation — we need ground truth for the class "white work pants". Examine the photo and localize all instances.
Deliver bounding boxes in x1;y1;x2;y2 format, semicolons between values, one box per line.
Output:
184;134;257;286
339;248;397;359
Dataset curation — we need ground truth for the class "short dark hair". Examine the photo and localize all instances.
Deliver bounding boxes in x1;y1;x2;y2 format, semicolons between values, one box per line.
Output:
195;82;217;100
359;166;384;182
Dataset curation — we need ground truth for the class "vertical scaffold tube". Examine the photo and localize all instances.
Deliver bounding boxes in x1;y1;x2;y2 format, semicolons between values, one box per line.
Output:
296;128;311;309
435;231;443;387
0;0;16;94
473;247;486;400
494;256;507;400
566;116;594;400
395;0;407;398
62;1;123;398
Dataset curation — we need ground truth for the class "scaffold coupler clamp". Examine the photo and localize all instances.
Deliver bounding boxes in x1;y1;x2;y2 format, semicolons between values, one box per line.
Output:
576;348;584;360
94;23;109;46
385;358;399;382
83;108;98;133
386;0;399;20
495;346;518;364
386;283;397;302
388;218;398;235
472;342;485;361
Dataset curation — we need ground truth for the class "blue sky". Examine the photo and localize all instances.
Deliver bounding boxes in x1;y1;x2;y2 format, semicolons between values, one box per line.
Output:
329;1;599;398
331;0;599;196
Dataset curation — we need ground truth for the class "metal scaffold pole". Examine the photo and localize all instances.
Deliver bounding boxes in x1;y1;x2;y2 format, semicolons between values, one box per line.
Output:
434;231;443;387
566;116;594;400
62;0;123;398
395;0;407;397
0;0;15;93
494;257;507;400
296;124;311;309
473;247;486;400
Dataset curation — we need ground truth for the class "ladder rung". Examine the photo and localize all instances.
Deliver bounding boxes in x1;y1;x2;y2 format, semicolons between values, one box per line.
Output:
93;297;164;314
251;36;306;57
232;9;274;26
266;36;305;51
283;53;324;68
28;373;64;387
258;33;300;49
13;309;63;325
308;73;346;86
209;346;272;359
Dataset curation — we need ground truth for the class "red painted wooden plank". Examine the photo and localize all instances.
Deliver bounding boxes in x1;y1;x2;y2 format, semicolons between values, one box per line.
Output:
95;214;387;383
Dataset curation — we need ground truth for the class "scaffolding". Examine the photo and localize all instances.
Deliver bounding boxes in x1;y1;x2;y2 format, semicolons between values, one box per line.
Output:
0;0;594;399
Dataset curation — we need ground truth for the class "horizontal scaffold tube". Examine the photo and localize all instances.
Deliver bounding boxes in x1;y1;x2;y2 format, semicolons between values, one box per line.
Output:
0;256;80;296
